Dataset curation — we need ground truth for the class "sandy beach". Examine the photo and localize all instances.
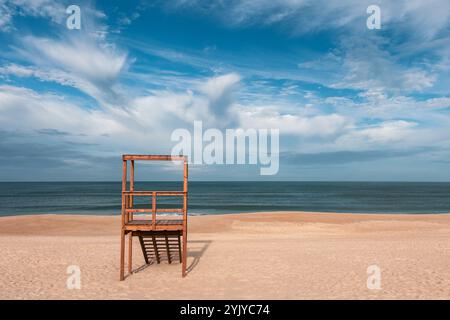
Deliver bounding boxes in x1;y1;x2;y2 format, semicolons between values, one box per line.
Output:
1;212;450;299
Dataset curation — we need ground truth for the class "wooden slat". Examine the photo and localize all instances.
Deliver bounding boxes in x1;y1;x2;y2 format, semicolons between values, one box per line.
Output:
122;191;185;196
125;225;183;231
152;235;160;264
157;191;186;196
125;208;183;213
133;230;181;237
125;208;152;213
122;155;187;161
157;208;183;213
126;219;183;225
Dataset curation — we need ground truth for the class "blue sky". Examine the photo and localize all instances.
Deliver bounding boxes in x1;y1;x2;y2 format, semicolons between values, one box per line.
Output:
0;0;450;181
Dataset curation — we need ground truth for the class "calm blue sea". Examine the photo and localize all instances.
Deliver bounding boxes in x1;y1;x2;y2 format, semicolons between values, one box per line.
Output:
1;182;450;216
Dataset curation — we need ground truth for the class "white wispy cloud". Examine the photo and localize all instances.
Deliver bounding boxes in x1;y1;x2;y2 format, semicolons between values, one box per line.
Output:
169;0;450;40
4;34;129;105
235;104;352;138
0;0;108;31
164;0;449;99
0;0;66;30
0;85;124;136
329;37;437;94
24;37;126;84
0;73;246;153
0;1;13;29
335;120;419;148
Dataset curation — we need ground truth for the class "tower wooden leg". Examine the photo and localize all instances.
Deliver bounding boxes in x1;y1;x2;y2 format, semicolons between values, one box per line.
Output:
182;229;187;277
178;234;182;263
119;229;125;281
128;232;133;274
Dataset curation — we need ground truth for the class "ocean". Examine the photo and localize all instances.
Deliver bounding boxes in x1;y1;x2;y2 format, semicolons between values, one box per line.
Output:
1;181;450;216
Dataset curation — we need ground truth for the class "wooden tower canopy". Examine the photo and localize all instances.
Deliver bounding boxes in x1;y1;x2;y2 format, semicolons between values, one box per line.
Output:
119;154;188;280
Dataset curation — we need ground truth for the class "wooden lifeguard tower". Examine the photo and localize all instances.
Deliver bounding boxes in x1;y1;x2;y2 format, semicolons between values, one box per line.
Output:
119;155;188;281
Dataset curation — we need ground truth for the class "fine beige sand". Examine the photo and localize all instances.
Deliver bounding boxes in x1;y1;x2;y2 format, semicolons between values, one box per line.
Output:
1;212;450;299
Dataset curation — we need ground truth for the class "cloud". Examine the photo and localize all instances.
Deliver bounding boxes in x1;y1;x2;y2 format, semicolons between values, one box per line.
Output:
235;104;352;137
11;0;66;21
423;97;450;109
0;1;123;105
168;0;363;32
0;85;124;136
0;0;108;31
340;120;418;145
0;63;104;102
0;72;245;153
329;38;437;94
200;73;241;101
163;0;448;99
127;72;243;132
130;90;211;130
0;0;66;30
199;73;241;122
0;135;122;181
25;37;126;84
168;0;450;39
36;128;71;136
10;36;128;104
0;76;243;179
324;89;450;124
0;85;168;175
0;1;13;29
281;147;435;165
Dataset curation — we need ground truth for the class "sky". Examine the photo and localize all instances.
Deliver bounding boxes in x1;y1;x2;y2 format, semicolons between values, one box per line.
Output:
0;0;450;181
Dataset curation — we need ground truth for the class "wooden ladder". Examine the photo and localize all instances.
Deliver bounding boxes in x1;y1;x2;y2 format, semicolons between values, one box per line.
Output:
135;231;182;265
